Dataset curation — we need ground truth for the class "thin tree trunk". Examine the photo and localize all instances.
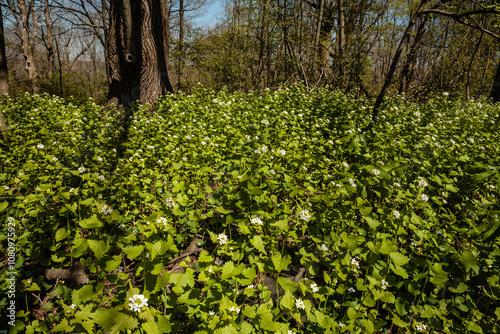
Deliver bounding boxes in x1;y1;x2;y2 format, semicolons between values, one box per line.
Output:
466;31;483;100
257;0;270;89
107;0;175;107
177;0;184;89
18;0;39;93
489;47;500;102
399;16;428;94
43;0;55;78
338;0;345;81
0;4;8;141
372;0;430;120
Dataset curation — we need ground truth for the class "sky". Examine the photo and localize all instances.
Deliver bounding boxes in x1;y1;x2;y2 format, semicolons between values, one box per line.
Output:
194;0;225;27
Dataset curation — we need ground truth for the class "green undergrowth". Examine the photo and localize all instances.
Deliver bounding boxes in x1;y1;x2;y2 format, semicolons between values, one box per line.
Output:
0;87;499;333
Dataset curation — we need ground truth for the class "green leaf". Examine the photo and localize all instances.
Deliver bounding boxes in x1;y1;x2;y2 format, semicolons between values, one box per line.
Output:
271;252;291;273
475;170;496;181
390;264;409;278
52;318;70;332
391;313;407;328
243;305;257;319
123;245;145;260
467;321;483;333
198;250;214;263
364;216;379;229
280;289;295;309
449;282;468;293
389;252;410;266
277;277;298;293
0;202;8;212
78;214;103;228
250;235;267;254
459;250;479;275
87;239;108;260
55;228;71;242
260;313;279;331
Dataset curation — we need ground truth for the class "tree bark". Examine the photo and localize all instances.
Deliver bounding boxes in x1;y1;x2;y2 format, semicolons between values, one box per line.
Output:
43;0;55;78
490;48;500;102
399;16;428;95
107;0;175;107
17;0;39;92
0;4;9;141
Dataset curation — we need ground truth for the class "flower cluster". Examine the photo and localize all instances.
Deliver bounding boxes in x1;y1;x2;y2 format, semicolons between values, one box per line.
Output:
310;283;319;293
251;217;263;225
416;323;427;331
78;166;86;173
101;204;113;215
381;279;389;290
299;209;311;221
372;168;380;176
320;244;328;252
393;210;401;219
128;294;148;313
217;233;228;245
351;257;360;269
421;194;429;202
229;306;240;314
157;217;168;226
295;298;305;310
165;197;175;208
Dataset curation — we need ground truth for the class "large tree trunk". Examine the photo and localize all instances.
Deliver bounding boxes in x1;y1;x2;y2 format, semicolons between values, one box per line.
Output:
490;51;500;102
0;4;8;141
107;0;175;107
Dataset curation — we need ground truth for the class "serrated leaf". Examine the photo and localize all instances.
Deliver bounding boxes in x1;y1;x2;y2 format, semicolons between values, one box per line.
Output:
390;252;410;266
104;255;122;271
78;214;103;228
52;318;70;332
0;202;8;212
123;245;144;260
87;239;108;260
459;250;479;275
390;264;409;278
250;235;267;254
364;319;375;333
243;305;257;318
391;313;407;327
198;250;214;263
277;277;298;292
271;252;291;273
260;313;279;331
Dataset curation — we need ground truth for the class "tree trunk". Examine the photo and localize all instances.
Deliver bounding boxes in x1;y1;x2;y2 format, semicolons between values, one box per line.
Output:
177;0;184;90
338;0;345;82
107;0;175;106
490;48;500;102
257;0;270;89
372;0;430;120
0;3;8;141
43;0;55;78
18;0;39;93
399;16;428;94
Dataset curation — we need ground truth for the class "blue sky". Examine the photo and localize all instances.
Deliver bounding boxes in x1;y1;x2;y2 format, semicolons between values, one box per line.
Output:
194;0;224;27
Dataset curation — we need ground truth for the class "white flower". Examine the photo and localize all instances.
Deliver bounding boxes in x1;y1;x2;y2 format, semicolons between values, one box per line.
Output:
217;233;228;245
339;322;346;328
97;157;103;162
299;209;311;221
52;157;58;162
295;298;305;310
381;279;389;290
269;169;275;175
37;143;44;149
311;283;319;293
302;166;307;171
351;257;360;269
393;210;401;219
101;204;113;215
251;217;263;225
416;323;427;331
208;267;213;273
372;168;380;176
78;166;86;173
280;149;286;156
349;178;357;188
98;175;105;181
157;217;168;226
70;304;76;309
229;306;240;314
348;287;356;293
421;194;429;202
262;119;269;125
288;330;296;334
418;178;428;187
247;284;254;289
209;311;215;316
394;182;401;187
128;294;148;313
343;162;349;169
320;244;328;252
165;197;175;208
